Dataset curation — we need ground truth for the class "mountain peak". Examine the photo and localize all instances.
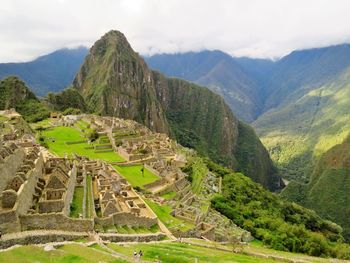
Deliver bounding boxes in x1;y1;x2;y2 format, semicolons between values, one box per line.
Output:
90;30;133;57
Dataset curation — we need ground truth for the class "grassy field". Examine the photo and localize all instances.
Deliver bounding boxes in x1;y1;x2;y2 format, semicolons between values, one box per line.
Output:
41;126;124;162
113;165;159;188
70;186;84;218
145;199;194;232
0;240;334;263
0;244;127;263
108;242;277;263
86;175;94;218
161;191;177;200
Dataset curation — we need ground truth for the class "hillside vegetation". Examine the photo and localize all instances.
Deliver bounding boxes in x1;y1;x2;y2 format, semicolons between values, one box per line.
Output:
0;76;49;122
305;135;350;241
203;159;350;259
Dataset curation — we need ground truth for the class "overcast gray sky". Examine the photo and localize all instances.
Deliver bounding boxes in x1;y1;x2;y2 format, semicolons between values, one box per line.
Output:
1;0;350;62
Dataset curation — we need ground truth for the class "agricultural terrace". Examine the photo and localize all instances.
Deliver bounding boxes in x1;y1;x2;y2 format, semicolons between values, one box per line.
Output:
113;165;159;188
145;199;194;232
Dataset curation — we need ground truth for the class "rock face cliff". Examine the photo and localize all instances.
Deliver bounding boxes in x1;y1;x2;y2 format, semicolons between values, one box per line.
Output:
72;30;282;190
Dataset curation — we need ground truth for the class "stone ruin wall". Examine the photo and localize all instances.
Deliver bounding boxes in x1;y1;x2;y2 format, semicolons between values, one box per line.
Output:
15;154;44;216
0;151;44;234
62;164;77;216
95;211;157;228
0;148;26;192
0;210;20;234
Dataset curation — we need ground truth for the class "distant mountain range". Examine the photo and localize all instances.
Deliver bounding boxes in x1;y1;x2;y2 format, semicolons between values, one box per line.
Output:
0;47;88;96
145;51;273;122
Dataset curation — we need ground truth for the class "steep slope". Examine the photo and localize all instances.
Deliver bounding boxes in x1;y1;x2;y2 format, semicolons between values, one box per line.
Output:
145;51;264;122
305;136;350;241
255;67;350;182
72;30;282;190
206;159;349;258
0;47;88;96
0;76;49;122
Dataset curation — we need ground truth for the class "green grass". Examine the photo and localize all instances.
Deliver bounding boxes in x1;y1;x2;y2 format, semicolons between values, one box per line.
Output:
0;244;127;263
75;120;93;136
86;175;94;218
108;242;277;263
111;224;160;234
145;199;193;232
161;191;177;200
113;165;159;188
0;115;8;121
188;157;209;194
41;126;124;162
70;187;84;218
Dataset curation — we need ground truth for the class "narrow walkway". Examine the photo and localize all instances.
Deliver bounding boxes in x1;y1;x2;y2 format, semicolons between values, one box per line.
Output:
157;219;177;241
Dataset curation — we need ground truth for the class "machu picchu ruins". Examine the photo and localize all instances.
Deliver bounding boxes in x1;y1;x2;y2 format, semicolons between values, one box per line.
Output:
0;109;250;250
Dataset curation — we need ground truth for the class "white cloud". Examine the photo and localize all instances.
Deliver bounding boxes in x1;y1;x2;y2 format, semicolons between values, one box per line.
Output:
1;0;350;62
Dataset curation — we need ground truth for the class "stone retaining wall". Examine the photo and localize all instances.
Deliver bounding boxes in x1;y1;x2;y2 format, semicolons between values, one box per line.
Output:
0;231;89;249
144;178;167;190
0;210;20;234
20;213;94;232
100;233;166;242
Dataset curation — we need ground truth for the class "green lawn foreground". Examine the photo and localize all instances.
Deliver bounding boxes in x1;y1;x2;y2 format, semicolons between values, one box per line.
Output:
41;126;124;162
113;165;159;188
108;242;277;263
0;244;127;263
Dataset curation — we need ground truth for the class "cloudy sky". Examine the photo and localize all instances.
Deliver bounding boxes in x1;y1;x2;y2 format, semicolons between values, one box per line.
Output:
1;0;350;62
